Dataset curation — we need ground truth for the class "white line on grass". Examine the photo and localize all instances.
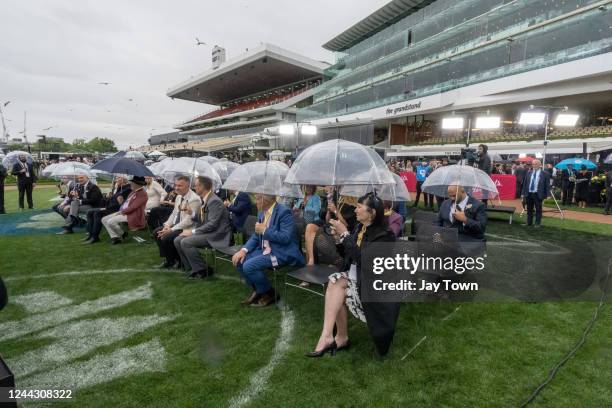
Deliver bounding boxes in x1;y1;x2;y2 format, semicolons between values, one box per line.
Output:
401;335;427;361
228;309;295;408
11;291;73;313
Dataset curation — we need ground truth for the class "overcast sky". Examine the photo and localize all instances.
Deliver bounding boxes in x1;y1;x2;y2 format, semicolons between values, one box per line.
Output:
0;0;390;149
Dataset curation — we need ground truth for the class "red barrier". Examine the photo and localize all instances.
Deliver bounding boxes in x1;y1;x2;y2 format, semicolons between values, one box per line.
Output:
399;171;417;193
490;174;517;200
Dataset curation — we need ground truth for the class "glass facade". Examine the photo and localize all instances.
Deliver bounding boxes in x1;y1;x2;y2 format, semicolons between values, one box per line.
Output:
298;0;612;121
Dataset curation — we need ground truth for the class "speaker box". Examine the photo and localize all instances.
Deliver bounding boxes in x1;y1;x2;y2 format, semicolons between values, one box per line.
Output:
0;355;16;407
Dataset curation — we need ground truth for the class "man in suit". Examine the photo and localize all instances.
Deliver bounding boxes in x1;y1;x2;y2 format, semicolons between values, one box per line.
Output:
57;174;103;235
514;164;527;199
225;190;252;233
101;176;148;244
0;162;6;214
11;154;36;209
604;170;612;216
52;178;77;220
153;176;201;268
82;176;131;244
232;193;305;307
521;159;551;228
436;184;487;241
561;164;575;206
175;176;232;279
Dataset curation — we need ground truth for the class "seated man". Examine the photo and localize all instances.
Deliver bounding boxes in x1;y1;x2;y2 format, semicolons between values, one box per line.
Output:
153;176;201;268
148;186;177;230
57;174;103;235
232;193;305;307
436;184;487;242
224;190;252;234
82;176;131;244
175;176;232;279
101;176;148;244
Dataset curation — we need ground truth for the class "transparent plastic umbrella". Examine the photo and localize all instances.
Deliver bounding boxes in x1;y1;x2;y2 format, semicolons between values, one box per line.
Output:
124;151;146;162
160;157;221;190
340;172;411;202
211;160;241;181
279;182;304;198
50;162;94;180
2;151;33;168
147;150;166;158
422;164;498;200
40;163;61;178
198;155;220;164
284;139;394;186
222;161;289;195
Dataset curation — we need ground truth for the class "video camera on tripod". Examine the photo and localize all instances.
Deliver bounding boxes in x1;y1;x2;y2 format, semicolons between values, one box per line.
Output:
461;148;477;166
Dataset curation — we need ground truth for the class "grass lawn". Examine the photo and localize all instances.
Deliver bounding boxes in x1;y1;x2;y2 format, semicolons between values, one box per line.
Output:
543;199;608;215
0;189;611;407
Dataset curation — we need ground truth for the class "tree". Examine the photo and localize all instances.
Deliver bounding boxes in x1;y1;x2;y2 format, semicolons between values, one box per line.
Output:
72;138;88;150
86;137;117;153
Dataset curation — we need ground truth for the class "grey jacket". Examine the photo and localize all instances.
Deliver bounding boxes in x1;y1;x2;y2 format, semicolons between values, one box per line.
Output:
192;193;231;249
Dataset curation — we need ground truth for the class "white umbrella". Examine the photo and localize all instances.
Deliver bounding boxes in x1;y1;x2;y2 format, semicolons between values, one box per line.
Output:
422;164;498;200
160;157;221;190
147;150;166;158
211;160;241;181
340;172;411;202
50;162;93;179
222;160;289;195
124;151;146;162
285;139;394;186
198;155;220;164
41;163;61;178
2;151;33;168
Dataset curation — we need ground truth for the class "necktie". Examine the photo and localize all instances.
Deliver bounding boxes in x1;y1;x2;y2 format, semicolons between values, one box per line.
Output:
262;208;273;255
174;197;184;226
530;171;537;192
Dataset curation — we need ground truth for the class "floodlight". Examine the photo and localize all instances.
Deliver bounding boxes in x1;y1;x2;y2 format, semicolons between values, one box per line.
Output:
535;152;543;159
300;124;317;136
475;116;501;129
279;124;295;135
519;112;546;125
441;117;464;130
554;114;579;127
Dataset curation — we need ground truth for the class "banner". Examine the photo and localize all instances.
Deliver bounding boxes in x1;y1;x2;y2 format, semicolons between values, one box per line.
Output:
399;171;417;193
490;174;517;200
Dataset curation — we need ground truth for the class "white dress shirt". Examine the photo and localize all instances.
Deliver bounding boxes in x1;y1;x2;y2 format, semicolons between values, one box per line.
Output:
450;195;469;224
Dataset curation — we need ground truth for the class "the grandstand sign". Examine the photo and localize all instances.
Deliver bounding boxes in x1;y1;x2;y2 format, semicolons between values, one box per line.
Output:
385;101;422;116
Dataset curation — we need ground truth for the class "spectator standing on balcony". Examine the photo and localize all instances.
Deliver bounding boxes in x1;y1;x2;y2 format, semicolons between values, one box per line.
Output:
413;159;432;209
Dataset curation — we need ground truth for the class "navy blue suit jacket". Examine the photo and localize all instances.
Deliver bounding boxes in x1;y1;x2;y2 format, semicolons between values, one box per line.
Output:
227;192;252;230
521;169;551;200
12;161;36;183
244;203;305;267
436;195;487;241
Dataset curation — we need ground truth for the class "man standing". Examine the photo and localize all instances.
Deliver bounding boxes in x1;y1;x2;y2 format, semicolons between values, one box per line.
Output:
57;174;103;235
11;154;36;210
561;164;575;206
605;169;612;216
413;159;431;208
153;176;201;268
521;159;551;228
514;163;526;199
232;193;305;307
0;161;6;214
175;176;231;279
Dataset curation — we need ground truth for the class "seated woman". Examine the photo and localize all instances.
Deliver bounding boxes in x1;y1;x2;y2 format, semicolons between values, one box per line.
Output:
304;190;357;266
293;185;321;225
145;176;167;212
307;193;399;358
383;200;403;238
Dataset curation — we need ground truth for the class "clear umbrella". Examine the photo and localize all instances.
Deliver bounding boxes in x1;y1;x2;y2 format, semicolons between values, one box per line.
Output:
2;151;33;168
198;155;220;164
222;160;289;195
284;139;394;186
422;164;498;200
147;150;166;158
124;151;146;162
340;172;411;202
160;157;221;190
50;162;92;178
211;160;241;181
41;163;61;178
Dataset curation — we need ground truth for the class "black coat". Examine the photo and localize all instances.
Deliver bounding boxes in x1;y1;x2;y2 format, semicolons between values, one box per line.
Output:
76;182;104;207
0;164;6;182
341;223;400;356
0;275;7;311
106;184;132;212
12;161;36;183
475;153;492;175
436;196;487;241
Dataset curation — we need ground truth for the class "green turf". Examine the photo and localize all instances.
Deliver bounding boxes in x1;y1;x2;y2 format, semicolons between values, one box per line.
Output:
0;189;611;407
543;199;608;215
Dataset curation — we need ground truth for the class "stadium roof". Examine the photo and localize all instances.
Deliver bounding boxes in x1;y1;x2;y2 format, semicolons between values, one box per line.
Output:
167;43;328;105
323;0;436;52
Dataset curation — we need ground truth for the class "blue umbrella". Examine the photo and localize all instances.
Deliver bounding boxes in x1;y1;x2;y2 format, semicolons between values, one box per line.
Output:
554;158;597;170
91;157;154;177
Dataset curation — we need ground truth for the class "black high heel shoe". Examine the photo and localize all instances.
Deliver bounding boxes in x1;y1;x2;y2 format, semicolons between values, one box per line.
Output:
335;339;351;352
305;341;337;357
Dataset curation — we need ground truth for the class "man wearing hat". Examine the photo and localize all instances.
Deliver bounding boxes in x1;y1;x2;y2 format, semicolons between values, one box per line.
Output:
101;176;148;244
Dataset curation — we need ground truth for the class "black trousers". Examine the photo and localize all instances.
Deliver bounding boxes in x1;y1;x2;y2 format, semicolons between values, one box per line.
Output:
526;192;543;226
148;206;173;230
0;180;4;213
86;208;112;239
153;226;182;264
414;181;432;207
605;191;612;214
18;180;34;209
562;182;574;205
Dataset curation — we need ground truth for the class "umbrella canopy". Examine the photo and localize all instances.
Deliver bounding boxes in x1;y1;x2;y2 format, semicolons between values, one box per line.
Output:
198;155;220;164
285;139;394;186
50;162;92;179
422;164;498;199
222;160;289;195
40;163;61;178
340;172;411;202
147;150;166;158
515;156;535;163
2;151;33;168
211;160;241;181
91;157;154;177
554;158;597;170
159;157;221;189
124;151;146;162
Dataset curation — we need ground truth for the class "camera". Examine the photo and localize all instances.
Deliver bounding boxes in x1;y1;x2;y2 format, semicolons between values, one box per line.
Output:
461;148;477;166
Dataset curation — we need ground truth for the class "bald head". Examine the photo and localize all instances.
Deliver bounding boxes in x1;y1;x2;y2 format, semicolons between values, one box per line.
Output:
447;184;466;202
532;159;542;170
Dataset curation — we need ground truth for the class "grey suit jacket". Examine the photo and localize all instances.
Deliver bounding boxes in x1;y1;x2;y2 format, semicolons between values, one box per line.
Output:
192;193;231;249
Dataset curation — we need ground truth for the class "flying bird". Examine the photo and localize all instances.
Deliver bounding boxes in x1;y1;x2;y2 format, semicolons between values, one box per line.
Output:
3;101;10;107
42;126;55;131
128;98;134;102
98;82;111;85
195;37;206;46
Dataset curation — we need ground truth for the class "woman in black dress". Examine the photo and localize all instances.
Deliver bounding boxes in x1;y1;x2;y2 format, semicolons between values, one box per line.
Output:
574;165;591;208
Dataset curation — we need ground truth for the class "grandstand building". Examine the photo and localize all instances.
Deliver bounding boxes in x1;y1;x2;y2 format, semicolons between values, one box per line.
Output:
142;43;327;155
297;0;612;161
